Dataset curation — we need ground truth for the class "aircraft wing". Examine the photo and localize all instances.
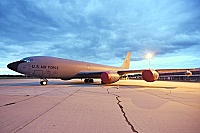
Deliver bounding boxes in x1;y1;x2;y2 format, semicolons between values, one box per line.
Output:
155;68;195;73
73;70;137;79
160;74;200;77
73;71;104;79
117;68;196;75
73;68;195;79
74;69;151;78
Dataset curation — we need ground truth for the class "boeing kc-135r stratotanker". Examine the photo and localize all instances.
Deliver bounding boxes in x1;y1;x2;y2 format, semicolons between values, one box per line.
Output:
7;52;193;85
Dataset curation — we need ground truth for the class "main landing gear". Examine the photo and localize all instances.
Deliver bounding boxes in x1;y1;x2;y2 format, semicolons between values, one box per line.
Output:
84;78;94;83
40;78;48;86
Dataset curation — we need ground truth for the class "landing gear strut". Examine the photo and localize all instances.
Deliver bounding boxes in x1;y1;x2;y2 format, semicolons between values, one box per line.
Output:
84;78;94;83
40;78;48;86
101;81;105;84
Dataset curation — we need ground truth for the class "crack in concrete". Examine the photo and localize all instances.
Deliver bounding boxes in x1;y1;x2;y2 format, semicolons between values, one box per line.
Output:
107;88;138;133
116;96;138;133
4;102;16;106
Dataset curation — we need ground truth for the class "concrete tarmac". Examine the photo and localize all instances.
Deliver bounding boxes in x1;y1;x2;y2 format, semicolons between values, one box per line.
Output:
0;79;199;133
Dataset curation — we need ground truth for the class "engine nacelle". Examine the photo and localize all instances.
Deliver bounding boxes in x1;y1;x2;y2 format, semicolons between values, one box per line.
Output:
185;70;192;77
142;69;159;82
101;71;120;84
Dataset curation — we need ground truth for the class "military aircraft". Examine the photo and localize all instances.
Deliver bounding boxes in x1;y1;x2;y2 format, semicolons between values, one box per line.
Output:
7;52;193;85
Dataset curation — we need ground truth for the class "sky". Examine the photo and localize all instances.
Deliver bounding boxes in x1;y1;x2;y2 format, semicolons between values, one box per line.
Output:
0;0;200;75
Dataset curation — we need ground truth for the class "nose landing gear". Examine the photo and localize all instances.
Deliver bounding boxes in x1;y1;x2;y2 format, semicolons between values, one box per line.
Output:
40;78;48;85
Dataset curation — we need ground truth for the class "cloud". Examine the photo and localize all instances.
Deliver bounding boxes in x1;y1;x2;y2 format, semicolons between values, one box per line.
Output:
0;0;200;74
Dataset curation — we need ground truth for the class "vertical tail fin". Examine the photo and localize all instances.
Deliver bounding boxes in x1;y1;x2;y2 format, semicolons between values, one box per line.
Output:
120;52;131;69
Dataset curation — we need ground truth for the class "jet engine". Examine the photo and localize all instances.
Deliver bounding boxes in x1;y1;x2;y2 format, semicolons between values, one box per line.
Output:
101;71;120;84
185;70;192;76
142;69;159;82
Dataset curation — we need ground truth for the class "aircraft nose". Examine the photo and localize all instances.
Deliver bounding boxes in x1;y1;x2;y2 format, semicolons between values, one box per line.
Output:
7;61;25;72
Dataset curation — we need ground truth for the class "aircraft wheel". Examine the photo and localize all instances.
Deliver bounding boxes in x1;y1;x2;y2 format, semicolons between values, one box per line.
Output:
84;79;89;83
89;79;94;83
40;81;47;86
84;79;94;83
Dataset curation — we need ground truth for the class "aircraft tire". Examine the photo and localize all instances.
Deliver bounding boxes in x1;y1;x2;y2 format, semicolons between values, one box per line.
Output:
40;81;47;86
84;78;94;83
84;79;89;83
89;79;94;83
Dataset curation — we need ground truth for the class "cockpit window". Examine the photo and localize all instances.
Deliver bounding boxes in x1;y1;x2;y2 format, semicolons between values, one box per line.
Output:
20;58;33;62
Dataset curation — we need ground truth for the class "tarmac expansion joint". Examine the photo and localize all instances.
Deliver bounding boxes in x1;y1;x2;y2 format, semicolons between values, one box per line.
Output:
13;87;82;133
107;88;138;133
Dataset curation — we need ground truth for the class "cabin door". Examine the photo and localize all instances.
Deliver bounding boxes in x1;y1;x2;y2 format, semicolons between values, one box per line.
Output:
34;70;43;77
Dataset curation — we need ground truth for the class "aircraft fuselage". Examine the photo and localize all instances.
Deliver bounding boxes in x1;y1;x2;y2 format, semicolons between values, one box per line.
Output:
8;56;121;79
